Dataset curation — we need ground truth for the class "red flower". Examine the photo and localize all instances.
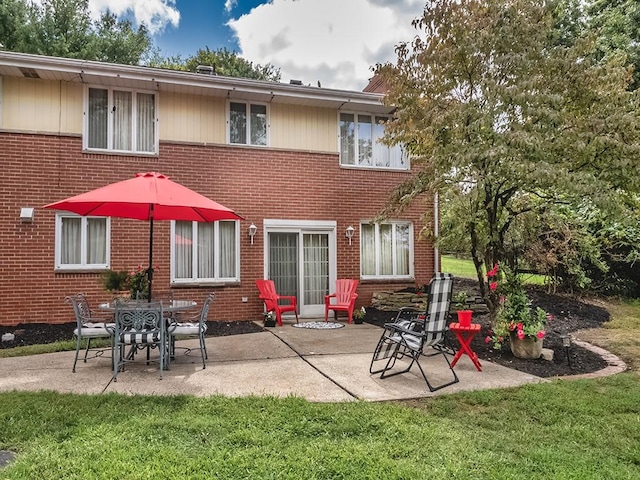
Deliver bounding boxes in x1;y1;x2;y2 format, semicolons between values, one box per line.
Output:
485;336;491;343
517;330;525;340
537;330;546;339
517;322;523;330
547;314;553;321
490;281;498;291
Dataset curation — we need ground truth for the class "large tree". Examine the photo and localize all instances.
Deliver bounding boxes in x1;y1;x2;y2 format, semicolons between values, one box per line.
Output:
377;0;640;315
0;0;152;65
149;47;281;82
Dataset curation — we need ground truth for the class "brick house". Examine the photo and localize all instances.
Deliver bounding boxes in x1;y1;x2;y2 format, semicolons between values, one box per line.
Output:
0;51;437;326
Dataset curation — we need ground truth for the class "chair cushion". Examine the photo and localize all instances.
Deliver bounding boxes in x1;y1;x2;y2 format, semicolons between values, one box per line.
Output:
120;330;161;344
170;323;200;336
75;323;113;338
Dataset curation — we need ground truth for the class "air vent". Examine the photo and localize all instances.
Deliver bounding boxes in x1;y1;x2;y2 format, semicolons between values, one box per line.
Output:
19;67;40;79
196;65;215;75
289;79;302;85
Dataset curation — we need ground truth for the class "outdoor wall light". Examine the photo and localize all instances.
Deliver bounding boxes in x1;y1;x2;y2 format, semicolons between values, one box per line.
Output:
561;334;572;368
248;223;257;245
345;225;355;245
20;207;35;223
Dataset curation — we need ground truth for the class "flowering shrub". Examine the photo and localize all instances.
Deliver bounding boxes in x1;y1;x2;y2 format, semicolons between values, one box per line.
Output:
485;263;551;350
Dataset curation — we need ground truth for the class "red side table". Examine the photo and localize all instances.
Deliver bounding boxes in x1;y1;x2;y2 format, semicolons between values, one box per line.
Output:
449;322;482;372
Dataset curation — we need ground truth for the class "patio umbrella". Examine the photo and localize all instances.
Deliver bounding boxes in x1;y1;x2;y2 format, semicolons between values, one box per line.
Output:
44;171;243;299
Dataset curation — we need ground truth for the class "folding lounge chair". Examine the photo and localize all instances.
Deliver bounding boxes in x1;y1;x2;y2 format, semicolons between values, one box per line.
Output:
369;272;459;392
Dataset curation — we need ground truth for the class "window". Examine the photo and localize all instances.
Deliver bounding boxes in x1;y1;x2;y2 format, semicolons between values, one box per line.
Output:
360;221;413;279
172;220;239;283
228;101;268;146
85;86;157;154
339;113;408;169
55;214;109;270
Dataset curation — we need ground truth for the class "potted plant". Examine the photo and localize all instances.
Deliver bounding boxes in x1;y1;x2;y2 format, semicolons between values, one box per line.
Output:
101;269;130;297
128;265;150;300
485;265;551;359
454;291;472;327
353;306;366;324
263;311;276;327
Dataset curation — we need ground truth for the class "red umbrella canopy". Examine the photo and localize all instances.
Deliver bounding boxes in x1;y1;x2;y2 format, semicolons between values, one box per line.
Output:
44;171;243;222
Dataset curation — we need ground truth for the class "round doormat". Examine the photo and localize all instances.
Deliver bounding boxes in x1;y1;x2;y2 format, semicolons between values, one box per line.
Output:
292;321;345;330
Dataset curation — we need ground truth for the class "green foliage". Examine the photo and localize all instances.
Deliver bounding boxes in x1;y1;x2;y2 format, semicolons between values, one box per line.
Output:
149;47;281;82
1;376;639;478
0;0;152;64
587;0;640;89
101;269;130;293
454;291;469;310
378;0;640;316
487;266;549;349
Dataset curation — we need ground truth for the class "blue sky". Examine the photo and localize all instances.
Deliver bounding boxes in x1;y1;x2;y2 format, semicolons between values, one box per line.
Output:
85;0;425;90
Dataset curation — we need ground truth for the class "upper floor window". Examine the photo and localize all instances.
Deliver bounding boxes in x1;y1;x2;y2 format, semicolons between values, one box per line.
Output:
228;101;268;146
339;113;408;169
55;214;110;270
85;86;157;154
360;221;413;279
171;220;240;283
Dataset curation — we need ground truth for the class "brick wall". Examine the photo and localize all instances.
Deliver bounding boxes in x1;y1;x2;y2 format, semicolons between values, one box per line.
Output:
0;132;435;326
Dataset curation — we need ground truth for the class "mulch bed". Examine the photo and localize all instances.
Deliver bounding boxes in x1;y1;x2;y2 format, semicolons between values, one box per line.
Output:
364;278;611;377
1;279;612;378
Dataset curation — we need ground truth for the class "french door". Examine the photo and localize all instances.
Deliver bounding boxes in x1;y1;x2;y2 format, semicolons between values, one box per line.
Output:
264;221;336;317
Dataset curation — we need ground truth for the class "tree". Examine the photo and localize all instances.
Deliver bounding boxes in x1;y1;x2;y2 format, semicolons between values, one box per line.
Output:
149;47;281;82
0;0;152;65
588;0;640;89
377;0;640;316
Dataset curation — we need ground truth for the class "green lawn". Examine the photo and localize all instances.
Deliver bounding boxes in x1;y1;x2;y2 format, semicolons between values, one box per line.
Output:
1;376;639;479
442;255;547;284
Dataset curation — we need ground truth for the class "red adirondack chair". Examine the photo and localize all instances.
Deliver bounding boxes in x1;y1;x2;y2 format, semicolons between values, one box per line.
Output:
255;279;299;326
325;279;359;324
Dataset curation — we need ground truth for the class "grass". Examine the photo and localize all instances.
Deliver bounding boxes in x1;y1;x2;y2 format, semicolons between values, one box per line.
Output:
1;256;639;477
441;255;547;284
0;376;639;479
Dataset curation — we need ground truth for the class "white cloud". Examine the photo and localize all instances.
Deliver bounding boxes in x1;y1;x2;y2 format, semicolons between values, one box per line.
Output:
225;0;238;13
89;0;180;34
228;0;424;91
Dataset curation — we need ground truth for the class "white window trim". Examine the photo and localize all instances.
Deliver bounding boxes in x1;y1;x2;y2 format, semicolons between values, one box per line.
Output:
170;220;241;284
360;220;414;280
226;100;270;147
54;213;111;271
83;84;159;155
338;111;409;170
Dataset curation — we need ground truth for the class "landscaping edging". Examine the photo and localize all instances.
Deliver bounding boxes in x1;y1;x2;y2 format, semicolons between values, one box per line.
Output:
556;339;627;380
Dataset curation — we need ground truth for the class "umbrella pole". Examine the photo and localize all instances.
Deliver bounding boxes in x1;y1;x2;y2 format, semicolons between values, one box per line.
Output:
147;206;154;302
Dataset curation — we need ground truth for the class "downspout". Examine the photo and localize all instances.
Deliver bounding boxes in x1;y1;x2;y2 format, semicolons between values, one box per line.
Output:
434;192;440;273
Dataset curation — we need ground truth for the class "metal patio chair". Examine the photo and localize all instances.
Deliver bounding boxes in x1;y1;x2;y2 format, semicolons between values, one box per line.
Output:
66;293;114;373
113;300;165;380
369;273;459;392
168;293;214;369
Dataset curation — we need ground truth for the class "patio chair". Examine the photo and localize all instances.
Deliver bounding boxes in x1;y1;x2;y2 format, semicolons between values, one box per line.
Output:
168;293;214;369
113;300;165;380
66;293;114;373
325;279;359;323
369;272;459;392
256;279;299;326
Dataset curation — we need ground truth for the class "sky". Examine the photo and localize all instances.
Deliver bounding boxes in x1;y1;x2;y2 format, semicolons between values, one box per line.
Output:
83;0;426;91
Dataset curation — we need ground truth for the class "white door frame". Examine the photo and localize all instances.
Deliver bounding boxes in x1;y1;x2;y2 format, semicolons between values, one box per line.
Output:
262;219;337;318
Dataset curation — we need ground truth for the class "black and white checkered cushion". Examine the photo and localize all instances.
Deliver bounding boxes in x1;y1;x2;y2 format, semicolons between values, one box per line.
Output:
120;329;161;344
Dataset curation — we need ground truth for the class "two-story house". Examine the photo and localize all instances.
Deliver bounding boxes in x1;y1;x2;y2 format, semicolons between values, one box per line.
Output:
0;51;437;326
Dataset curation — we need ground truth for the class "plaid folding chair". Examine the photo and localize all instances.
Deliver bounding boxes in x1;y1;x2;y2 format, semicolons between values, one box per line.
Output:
369;273;459;392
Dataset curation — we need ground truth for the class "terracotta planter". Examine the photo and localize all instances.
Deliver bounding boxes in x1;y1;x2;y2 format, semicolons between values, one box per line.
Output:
456;310;473;327
509;331;543;359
